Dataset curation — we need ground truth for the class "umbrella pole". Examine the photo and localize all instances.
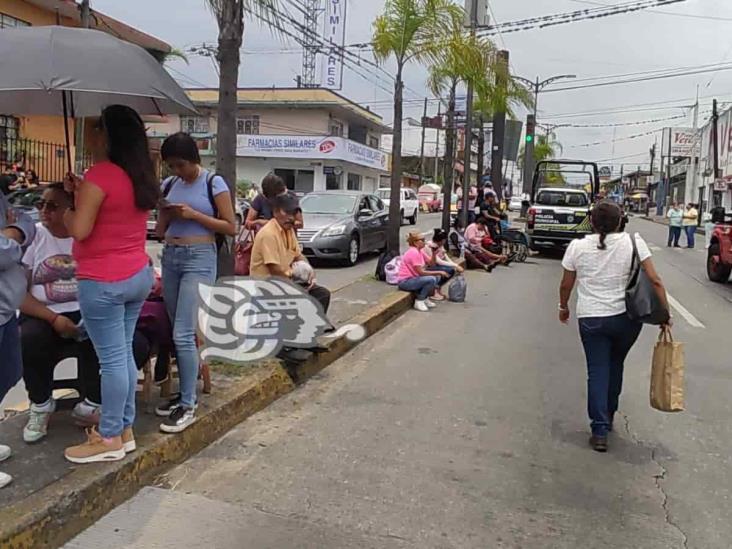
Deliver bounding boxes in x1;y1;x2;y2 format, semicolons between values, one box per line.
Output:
61;90;72;174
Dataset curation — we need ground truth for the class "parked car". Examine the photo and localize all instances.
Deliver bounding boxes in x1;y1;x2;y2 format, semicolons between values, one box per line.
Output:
7;186;45;223
507;195;523;212
376;187;419;225
297;191;388;266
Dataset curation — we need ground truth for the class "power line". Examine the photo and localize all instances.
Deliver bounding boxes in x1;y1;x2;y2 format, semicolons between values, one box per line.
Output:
568;0;732;22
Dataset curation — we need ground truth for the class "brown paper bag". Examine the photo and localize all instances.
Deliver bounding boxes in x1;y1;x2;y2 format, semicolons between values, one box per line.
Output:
650;327;685;412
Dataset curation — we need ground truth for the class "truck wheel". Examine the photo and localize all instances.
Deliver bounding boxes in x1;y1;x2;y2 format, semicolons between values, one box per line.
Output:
707;242;731;283
409;209;417;225
400;210;405;226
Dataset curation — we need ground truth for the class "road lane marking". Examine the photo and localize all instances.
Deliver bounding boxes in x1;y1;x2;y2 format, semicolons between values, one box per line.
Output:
667;293;706;328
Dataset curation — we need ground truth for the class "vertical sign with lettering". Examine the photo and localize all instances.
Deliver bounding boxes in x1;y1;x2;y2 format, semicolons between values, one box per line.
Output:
321;0;347;90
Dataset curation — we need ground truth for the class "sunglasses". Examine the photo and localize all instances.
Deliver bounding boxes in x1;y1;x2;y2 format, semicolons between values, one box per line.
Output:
35;199;62;212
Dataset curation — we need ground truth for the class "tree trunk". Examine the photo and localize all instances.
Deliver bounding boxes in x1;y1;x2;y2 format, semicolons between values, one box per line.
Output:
387;65;404;254
214;0;243;276
441;83;457;233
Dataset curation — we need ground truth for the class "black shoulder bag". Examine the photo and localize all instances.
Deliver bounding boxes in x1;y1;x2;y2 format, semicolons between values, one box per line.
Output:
625;233;669;325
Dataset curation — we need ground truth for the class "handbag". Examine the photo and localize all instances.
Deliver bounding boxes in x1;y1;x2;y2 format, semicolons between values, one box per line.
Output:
625;233;669;325
234;228;255;276
650;327;685;412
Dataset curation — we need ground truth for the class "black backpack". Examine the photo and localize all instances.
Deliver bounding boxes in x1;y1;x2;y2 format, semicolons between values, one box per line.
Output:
375;250;399;281
162;173;234;277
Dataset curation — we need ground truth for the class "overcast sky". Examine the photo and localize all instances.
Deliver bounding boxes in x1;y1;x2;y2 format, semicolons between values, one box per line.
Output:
93;0;732;175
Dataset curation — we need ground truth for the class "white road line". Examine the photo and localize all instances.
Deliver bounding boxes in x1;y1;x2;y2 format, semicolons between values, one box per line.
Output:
667;293;706;329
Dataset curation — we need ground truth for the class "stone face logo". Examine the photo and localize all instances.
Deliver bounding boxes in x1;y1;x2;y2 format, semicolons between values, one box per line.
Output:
197;278;330;364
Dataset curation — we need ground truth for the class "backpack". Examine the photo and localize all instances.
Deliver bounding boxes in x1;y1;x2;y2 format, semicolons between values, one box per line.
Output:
384;256;402;285
448;274;467;303
163;173;234;277
375;250;399;281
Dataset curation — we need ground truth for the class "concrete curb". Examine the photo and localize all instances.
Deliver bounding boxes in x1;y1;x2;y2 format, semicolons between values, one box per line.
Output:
639;215;706;235
0;289;414;549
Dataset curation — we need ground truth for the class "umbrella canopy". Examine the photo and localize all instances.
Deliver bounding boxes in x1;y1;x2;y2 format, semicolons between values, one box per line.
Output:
0;26;195;116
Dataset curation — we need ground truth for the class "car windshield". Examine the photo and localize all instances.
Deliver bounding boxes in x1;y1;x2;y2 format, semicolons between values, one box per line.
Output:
536;191;588;207
300;194;357;214
376;189;391;200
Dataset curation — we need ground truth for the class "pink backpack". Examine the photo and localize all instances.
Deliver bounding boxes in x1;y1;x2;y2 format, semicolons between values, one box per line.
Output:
384;256;402;285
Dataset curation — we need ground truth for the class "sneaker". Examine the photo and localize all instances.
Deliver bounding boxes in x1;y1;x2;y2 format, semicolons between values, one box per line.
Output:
0;444;10;462
155;393;181;417
432;293;446;302
71;400;100;427
0;471;11;489
425;299;437;309
160;406;196;434
23;399;56;443
122;427;136;453
64;427;125;464
413;300;430;312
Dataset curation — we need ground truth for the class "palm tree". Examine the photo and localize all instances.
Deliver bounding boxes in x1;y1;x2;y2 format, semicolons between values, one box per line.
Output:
518;132;565;187
372;0;462;253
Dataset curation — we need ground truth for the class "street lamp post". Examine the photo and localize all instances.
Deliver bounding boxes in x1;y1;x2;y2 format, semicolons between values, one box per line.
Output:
515;74;576;197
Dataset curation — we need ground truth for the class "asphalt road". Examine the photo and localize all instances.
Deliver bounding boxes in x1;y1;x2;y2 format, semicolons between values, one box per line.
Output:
0;214;443;414
65;217;732;549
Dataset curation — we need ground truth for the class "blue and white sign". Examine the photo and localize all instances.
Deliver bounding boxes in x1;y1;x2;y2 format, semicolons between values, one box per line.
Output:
321;0;347;90
236;134;388;172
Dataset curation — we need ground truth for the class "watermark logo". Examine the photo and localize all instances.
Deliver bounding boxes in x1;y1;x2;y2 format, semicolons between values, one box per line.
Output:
197;277;331;364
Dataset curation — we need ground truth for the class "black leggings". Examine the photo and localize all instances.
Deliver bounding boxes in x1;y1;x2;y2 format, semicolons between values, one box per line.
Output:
20;313;152;406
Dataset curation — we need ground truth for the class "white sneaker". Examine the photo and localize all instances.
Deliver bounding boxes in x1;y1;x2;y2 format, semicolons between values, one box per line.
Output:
72;400;101;427
413;300;430;312
24;400;56;443
0;471;11;489
425;299;437;309
0;444;10;462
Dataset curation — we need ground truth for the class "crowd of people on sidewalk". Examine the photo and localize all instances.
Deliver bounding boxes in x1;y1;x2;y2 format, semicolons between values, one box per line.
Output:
0;105;333;488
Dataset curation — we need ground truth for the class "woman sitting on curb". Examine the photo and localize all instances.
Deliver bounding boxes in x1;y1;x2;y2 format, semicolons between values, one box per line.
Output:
423;229;463;301
397;232;450;312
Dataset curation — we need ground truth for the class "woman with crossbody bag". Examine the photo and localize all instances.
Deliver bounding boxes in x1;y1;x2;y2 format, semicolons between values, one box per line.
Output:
156;132;236;433
557;201;670;453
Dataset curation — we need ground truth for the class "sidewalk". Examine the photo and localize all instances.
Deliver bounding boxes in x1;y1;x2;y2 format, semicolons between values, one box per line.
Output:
638;214;706;235
0;275;414;549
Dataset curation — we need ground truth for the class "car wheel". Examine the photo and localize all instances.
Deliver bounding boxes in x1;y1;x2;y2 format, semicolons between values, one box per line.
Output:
342;235;360;267
409;209;417;225
707;242;732;283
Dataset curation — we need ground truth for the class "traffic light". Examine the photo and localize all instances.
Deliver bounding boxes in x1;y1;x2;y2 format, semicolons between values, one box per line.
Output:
525;114;536;144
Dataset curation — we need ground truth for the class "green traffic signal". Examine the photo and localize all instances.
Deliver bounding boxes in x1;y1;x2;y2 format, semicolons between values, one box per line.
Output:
525;135;533;143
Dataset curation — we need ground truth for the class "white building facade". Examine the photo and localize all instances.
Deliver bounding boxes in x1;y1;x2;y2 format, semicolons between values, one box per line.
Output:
148;88;390;194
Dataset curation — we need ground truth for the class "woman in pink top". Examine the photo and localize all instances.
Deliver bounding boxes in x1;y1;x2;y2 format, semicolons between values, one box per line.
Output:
62;105;159;464
397;232;451;312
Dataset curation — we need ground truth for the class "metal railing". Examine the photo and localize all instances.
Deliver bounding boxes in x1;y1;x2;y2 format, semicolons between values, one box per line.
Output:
0;136;91;183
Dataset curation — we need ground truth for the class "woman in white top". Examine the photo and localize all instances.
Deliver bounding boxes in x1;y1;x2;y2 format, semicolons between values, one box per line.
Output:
558;201;670;453
423;229;463;300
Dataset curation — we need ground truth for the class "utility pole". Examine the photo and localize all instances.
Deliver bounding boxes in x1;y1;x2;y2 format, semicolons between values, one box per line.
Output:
490;50;509;202
442;94;456;233
419;97;428;186
460;0;479;229
74;0;91;174
434;102;441;184
476;115;485;188
712;98;722;208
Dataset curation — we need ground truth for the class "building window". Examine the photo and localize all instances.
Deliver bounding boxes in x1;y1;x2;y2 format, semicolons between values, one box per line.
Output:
237;115;260;135
329;120;344;137
180;116;210;134
326;172;341;190
0;13;31;28
368;136;379;149
0;115;20;140
347;173;361;191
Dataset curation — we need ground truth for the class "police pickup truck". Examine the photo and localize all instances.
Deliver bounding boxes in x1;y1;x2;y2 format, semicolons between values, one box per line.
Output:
527;160;600;251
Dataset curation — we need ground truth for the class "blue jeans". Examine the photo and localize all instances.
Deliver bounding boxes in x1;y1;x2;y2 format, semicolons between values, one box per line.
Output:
685;225;696;248
78;266;153;438
667;226;681;246
431;265;455;287
579;313;642;437
0;315;22;402
162;243;217;409
398;276;438;301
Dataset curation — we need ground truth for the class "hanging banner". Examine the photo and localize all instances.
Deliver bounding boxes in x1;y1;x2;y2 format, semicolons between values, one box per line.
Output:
662;127;700;158
321;0;347;90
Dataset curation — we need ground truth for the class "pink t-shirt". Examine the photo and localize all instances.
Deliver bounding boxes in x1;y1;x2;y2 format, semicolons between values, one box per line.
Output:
73;162;149;282
397;246;425;282
464;223;488;248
